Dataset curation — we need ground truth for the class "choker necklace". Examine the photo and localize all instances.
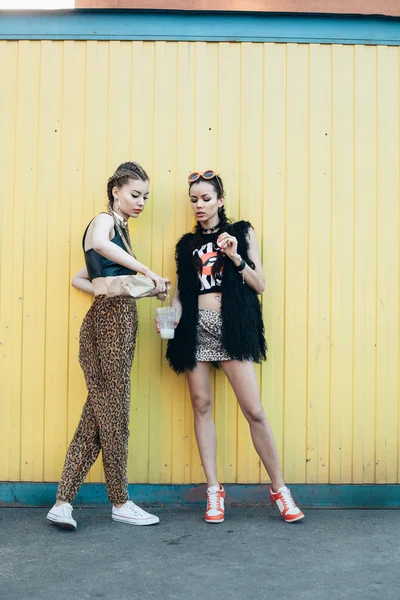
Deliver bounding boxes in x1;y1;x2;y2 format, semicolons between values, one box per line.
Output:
201;221;220;234
112;210;128;230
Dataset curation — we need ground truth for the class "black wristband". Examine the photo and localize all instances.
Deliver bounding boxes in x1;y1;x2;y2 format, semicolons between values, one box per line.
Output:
234;258;246;272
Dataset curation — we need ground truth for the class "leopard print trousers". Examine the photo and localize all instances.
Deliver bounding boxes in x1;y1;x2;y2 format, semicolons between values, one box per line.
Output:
57;295;138;505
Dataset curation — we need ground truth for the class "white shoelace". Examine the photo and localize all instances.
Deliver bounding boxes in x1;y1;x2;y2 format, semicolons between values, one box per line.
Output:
124;501;149;517
280;488;296;510
59;503;73;517
207;491;221;511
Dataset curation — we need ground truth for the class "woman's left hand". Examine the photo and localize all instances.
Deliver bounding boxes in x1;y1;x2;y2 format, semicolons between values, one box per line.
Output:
152;279;172;300
156;291;168;301
217;232;238;260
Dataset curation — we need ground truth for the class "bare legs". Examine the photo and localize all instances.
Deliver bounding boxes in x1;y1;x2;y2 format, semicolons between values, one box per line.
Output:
186;362;219;488
186;360;285;491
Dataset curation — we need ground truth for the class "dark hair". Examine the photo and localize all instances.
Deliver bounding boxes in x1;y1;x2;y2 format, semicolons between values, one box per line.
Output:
189;173;224;198
107;161;149;211
188;174;231;277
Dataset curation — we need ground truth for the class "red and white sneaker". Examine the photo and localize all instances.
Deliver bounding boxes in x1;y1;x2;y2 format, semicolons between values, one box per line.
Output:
205;484;225;523
270;486;304;523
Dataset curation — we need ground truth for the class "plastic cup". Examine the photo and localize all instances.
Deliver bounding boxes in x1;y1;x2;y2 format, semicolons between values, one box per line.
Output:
156;306;177;340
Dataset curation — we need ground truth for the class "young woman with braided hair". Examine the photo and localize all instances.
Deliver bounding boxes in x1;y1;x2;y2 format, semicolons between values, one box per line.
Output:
47;162;170;531
161;171;304;524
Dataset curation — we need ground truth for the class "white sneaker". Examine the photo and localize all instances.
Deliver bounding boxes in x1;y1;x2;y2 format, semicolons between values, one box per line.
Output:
112;501;160;526
46;503;77;531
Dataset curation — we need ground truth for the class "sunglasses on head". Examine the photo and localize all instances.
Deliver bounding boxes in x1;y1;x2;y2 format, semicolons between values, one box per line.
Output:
188;170;223;197
188;170;217;183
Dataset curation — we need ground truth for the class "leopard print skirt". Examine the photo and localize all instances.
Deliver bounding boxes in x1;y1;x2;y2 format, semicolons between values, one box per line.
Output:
195;309;234;362
57;295;138;505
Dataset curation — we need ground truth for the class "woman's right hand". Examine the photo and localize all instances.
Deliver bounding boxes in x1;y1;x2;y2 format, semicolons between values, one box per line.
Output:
155;317;180;334
144;270;171;295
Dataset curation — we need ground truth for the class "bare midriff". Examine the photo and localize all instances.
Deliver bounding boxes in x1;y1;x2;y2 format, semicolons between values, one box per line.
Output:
198;292;222;312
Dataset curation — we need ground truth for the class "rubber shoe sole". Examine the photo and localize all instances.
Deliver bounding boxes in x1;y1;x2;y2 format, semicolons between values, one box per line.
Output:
112;514;160;526
282;512;305;523
272;505;305;523
46;515;77;531
205;517;225;524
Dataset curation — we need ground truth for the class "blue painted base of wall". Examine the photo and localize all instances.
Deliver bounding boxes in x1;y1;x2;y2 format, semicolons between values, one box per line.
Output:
0;11;400;45
1;483;399;508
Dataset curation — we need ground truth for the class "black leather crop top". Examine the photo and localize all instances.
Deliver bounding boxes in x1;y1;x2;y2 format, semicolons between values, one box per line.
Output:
83;220;137;282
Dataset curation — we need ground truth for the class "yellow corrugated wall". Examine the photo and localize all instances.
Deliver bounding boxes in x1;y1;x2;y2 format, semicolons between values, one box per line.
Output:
0;40;399;486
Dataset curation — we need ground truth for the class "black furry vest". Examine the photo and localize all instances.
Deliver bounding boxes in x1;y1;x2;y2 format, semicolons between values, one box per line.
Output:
166;220;267;374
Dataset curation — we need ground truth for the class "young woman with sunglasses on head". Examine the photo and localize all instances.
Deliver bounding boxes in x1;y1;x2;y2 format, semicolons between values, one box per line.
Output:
47;162;170;531
160;170;304;524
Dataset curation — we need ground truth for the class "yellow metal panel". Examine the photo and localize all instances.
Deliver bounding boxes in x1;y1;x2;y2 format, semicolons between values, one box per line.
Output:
284;44;309;482
375;46;399;484
306;44;331;484
330;45;355;483
353;45;377;484
9;41;37;483
1;40;400;487
0;41;18;481
149;41;178;483
19;40;45;483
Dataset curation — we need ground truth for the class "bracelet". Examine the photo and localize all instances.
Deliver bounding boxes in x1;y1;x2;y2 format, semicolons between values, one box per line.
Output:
234;258;246;272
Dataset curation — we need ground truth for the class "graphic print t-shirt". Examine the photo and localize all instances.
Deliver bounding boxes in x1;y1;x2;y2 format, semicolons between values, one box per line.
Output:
193;233;224;295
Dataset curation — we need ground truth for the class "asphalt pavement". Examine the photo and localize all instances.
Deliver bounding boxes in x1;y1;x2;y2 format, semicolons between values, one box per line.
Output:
0;507;398;600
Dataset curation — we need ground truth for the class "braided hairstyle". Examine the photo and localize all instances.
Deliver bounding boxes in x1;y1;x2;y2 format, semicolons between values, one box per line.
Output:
107;161;149;254
189;174;231;277
107;161;149;211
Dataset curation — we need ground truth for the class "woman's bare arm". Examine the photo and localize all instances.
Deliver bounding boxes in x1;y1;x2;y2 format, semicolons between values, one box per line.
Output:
71;267;94;295
242;227;266;295
88;213;169;293
90;213;151;276
170;284;183;324
218;227;266;295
